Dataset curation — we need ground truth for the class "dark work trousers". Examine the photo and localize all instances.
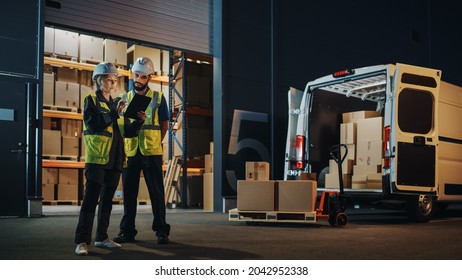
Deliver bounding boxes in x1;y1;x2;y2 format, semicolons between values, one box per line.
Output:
119;151;170;237
75;166;120;244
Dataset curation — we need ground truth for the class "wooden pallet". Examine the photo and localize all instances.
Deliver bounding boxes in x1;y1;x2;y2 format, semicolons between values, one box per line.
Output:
112;200;151;205
48;53;78;62
229;208;317;224
79;58;101;65
43;105;79;113
43;155;78;161
43;200;78;205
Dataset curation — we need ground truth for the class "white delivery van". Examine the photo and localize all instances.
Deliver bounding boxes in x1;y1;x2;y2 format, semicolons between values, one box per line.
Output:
284;63;462;222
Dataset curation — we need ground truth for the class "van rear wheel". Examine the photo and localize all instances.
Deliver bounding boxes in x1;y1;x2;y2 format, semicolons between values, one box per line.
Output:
406;194;434;223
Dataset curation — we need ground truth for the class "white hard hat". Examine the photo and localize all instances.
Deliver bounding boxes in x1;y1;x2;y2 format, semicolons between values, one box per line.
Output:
132;57;155;75
92;62;119;81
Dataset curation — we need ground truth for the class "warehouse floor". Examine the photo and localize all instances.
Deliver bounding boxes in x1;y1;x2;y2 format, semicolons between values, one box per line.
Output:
1;204;462;260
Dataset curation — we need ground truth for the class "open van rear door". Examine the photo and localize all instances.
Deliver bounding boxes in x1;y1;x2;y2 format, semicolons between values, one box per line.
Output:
392;63;441;194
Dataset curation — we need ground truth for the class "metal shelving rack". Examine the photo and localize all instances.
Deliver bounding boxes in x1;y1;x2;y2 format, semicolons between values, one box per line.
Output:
168;50;188;208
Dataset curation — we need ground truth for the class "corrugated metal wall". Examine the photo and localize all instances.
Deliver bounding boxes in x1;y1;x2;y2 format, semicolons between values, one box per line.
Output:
45;0;212;54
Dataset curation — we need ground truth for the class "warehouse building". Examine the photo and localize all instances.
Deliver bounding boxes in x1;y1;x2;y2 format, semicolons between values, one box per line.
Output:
0;0;461;218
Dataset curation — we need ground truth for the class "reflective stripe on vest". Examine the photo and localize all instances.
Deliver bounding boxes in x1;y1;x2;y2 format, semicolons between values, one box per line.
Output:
123;90;164;157
83;92;113;165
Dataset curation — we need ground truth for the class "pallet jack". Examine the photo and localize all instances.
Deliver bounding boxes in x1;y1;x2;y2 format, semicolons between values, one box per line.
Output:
316;144;348;227
228;144;348;227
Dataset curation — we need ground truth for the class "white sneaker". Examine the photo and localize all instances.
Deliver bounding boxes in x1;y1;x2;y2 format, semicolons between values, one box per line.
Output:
94;239;121;248
75;243;88;256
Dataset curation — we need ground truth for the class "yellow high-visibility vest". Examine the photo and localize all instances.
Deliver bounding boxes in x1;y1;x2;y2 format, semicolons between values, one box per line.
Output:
120;89;163;156
83;92;113;164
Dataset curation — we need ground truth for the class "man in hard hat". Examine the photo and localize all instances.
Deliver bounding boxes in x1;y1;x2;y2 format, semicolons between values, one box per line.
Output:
115;57;171;244
75;62;128;256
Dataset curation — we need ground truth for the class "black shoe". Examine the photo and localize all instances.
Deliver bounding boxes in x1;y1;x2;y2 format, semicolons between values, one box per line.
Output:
157;235;169;244
114;232;135;243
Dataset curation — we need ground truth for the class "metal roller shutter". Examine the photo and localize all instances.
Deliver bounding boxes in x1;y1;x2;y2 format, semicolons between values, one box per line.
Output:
45;0;212;54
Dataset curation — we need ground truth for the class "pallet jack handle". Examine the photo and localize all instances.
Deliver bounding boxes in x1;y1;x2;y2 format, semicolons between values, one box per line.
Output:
324;144;349;227
329;144;348;195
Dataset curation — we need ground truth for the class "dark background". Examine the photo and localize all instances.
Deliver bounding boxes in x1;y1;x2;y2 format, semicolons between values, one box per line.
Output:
220;0;462;195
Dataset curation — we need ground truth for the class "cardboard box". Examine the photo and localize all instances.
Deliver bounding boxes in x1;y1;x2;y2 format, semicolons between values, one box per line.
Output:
43;129;61;155
104;39;127;66
325;173;352;189
245;161;270;181
127;44;161;74
353;164;382;176
344;144;356;162
62;136;79;157
42;184;55;201
329;158;354;175
300;172;317;181
203;173;213;211
54;28;79;58
356;140;383;165
59;169;79;185
357;117;383;141
204;154;213;173
61;119;82;137
43;117;51;130
44;27;54;54
237;180;276;211
43;73;54;106
340;122;356;144
55;81;80;108
367;173;382;189
342;110;381;123
56;67;79;83
57;184;78;200
42;168;58;184
79;34;103;63
331;144;355;162
351;174;367;189
277;180;317;212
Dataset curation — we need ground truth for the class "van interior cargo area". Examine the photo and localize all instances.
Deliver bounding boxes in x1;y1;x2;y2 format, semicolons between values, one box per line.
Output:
308;74;386;177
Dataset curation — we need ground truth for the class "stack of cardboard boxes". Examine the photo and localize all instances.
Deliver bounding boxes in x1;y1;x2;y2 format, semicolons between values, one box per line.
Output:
45;27;128;66
237;162;317;212
352;112;384;189
44;27;130;111
324;110;383;189
42;27;163;203
41;167;79;201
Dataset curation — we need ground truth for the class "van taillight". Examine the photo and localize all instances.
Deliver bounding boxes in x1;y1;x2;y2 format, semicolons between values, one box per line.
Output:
383;126;391;168
295;135;306;169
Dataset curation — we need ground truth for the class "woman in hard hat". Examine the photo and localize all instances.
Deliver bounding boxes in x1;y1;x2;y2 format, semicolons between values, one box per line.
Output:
74;62;126;256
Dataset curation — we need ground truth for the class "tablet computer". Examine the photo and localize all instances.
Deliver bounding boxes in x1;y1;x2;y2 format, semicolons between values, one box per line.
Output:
124;93;152;119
